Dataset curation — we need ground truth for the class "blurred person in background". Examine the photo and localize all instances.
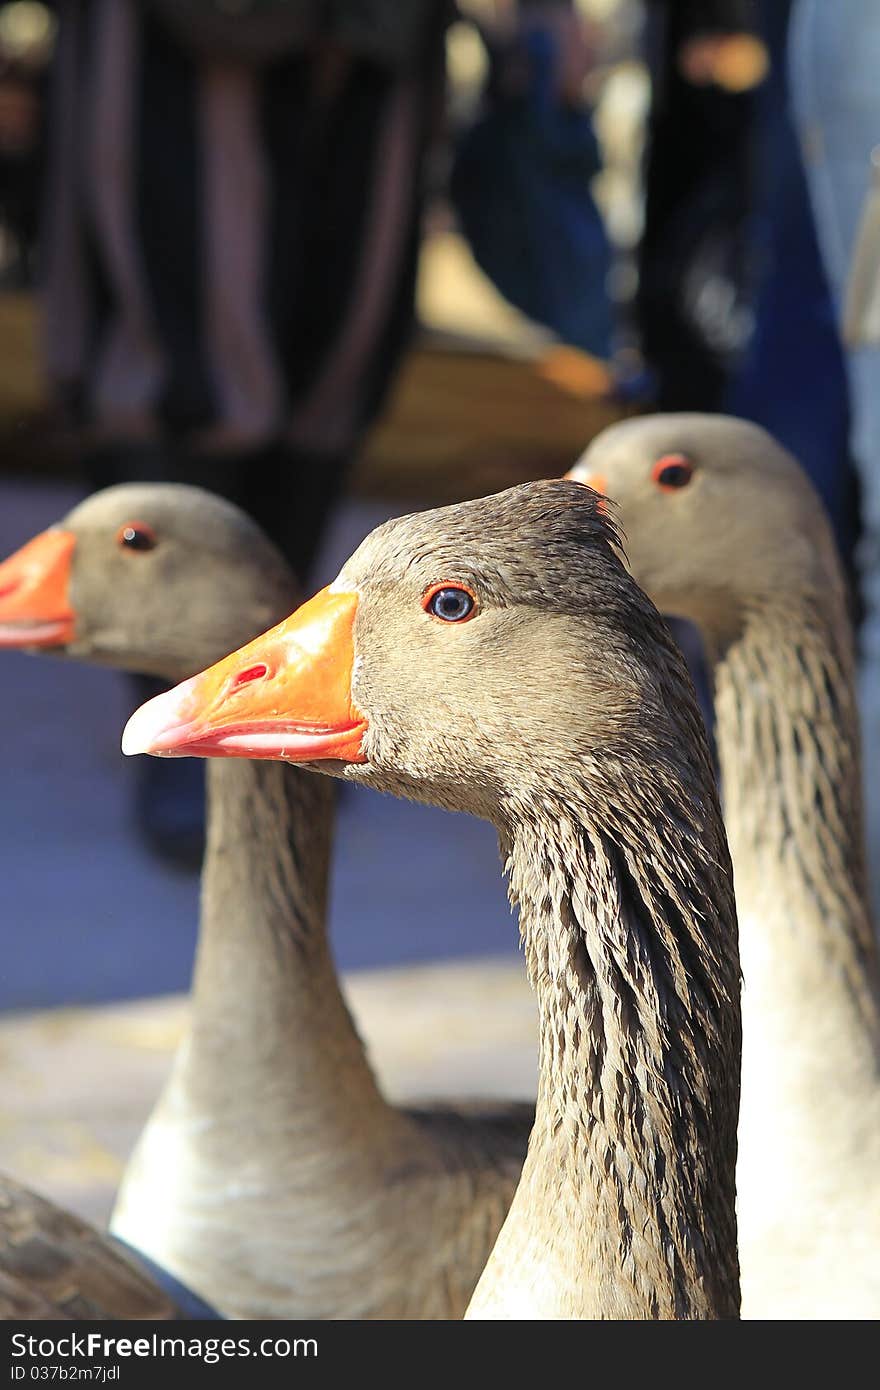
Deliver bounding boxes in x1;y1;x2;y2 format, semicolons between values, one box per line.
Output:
787;0;880;911
44;0;449;584
631;1;766;730
41;0;450;860
639;0;857;575
638;0;765;410
724;0;855;570
451;0;613;361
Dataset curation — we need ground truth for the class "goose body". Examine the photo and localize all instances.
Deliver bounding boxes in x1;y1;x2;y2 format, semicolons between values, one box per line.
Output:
0;486;531;1320
125;480;743;1319
0;1174;184;1319
570;413;880;1318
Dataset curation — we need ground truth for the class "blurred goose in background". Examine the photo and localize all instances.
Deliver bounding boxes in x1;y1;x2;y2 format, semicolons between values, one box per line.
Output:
570;413;880;1318
0;1174;187;1319
0;485;532;1319
123;480;742;1320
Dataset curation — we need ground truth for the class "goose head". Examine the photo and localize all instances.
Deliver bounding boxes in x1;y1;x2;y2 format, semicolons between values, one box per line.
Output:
122;480;705;824
567;413;844;638
0;484;297;681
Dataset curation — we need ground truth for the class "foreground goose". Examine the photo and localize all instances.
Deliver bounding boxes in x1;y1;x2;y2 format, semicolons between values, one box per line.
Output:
0;485;532;1320
570;413;880;1319
0;1175;183;1319
124;480;742;1320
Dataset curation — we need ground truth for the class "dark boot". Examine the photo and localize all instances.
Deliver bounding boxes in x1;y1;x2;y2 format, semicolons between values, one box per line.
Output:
239;443;351;589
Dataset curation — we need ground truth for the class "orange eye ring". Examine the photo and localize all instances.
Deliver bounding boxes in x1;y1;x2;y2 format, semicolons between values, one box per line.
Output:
116;521;158;552
651;454;694;492
422;581;479;624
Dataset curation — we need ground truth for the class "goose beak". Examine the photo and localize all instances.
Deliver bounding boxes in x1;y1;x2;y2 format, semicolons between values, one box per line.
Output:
564;465;610;515
122;585;368;764
0;528;76;649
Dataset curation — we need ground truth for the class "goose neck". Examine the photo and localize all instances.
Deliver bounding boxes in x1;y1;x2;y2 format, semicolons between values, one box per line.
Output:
176;758;390;1130
470;777;741;1320
712;596;880;1030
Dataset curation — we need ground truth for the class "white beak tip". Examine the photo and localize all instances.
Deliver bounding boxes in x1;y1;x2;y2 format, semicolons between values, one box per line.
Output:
121;710;151;757
120;683;194;757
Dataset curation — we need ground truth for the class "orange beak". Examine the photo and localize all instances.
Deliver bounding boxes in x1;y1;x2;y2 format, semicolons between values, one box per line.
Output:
0;529;76;649
122;585;368;763
564;466;609;516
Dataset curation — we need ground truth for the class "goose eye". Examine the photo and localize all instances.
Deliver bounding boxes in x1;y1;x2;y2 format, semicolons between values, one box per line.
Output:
423;584;477;623
116;522;158;552
651;454;694;491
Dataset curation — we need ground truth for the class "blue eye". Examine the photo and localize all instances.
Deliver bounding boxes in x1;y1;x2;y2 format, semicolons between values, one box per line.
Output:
425;585;476;623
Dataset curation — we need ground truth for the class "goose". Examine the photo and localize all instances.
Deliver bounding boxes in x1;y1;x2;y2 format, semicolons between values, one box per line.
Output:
569;412;880;1319
0;484;533;1320
122;479;742;1320
0;1173;190;1319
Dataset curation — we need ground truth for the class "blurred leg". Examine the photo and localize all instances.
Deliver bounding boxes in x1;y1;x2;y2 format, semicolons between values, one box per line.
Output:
240;443;350;590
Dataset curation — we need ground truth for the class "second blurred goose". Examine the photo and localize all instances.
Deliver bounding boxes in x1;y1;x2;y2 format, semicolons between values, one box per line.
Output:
0;485;532;1319
570;413;880;1318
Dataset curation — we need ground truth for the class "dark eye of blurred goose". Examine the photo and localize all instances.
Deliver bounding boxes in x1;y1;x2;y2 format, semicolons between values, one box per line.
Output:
651;454;694;491
423;584;477;623
116;522;158;552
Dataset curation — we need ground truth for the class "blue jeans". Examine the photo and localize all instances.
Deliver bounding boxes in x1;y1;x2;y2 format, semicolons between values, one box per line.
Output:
789;0;880;907
725;0;854;563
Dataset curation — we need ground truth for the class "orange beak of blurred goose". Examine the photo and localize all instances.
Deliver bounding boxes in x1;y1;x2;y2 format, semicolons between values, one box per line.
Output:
0;529;76;648
122;585;368;763
565;466;610;515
